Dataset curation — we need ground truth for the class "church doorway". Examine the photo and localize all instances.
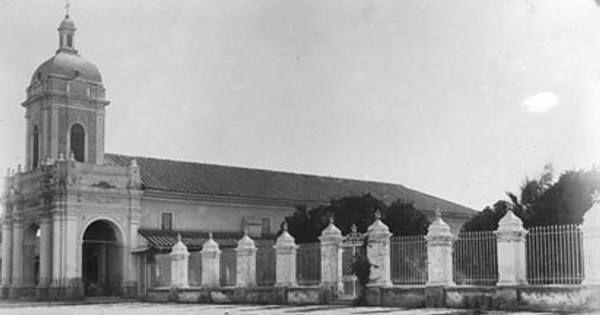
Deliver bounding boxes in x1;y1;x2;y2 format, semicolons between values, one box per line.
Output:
82;220;123;297
23;224;40;288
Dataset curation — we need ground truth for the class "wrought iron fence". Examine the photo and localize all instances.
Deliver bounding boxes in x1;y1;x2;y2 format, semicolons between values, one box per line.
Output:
453;230;498;286
188;251;202;286
390;235;428;285
296;242;321;286
150;254;171;288
526;224;584;285
256;245;276;286
219;248;237;286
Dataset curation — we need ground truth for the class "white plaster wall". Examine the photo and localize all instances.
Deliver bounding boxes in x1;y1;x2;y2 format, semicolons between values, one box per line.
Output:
139;197;294;234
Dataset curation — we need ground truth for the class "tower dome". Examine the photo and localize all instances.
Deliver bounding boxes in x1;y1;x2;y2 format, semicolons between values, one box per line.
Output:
30;15;102;85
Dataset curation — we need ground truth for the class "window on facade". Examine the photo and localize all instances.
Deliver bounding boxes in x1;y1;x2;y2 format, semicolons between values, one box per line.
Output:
70;123;85;162
161;213;173;231
32;125;40;168
67;34;73;48
261;218;270;236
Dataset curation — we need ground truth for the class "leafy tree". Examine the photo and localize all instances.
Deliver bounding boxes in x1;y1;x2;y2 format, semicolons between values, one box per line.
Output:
383;199;430;236
462;166;600;232
284;194;430;243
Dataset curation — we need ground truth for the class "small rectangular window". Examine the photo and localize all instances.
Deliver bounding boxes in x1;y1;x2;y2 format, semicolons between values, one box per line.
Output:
261;218;270;236
161;213;173;231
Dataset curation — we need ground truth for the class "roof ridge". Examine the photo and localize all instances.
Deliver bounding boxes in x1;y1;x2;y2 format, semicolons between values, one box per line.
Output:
104;152;409;188
104;153;476;214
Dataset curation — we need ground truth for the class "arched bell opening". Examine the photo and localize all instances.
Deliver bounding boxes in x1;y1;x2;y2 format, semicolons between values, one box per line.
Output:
82;220;123;297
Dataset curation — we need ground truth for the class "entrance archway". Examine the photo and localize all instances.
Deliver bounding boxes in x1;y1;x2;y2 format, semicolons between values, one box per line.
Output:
82;220;123;296
22;224;40;288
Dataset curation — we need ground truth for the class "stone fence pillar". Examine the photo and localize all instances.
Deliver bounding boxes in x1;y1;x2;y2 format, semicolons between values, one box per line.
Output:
274;223;298;287
236;231;257;287
170;234;190;288
201;233;221;287
366;212;392;287
425;209;455;287
583;196;600;285
495;209;527;286
319;218;343;292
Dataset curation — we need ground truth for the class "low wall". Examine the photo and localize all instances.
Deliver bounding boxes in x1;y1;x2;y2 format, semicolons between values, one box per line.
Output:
445;285;600;312
147;284;600;312
147;286;330;305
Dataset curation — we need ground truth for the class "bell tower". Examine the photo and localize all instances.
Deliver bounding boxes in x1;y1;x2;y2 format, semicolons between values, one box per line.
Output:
22;14;109;170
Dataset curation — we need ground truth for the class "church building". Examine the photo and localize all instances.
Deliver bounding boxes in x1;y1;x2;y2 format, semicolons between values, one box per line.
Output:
0;14;475;300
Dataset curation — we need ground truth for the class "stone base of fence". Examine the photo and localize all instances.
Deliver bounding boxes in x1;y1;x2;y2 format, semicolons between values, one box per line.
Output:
146;284;600;312
445;285;600;312
364;286;426;308
147;286;331;305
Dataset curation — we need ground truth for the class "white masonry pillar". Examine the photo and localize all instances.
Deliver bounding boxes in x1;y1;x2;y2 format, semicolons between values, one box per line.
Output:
201;233;221;287
1;218;13;290
366;211;392;287
319;218;343;292
495;208;528;286
583;195;600;285
274;223;298;287
425;209;455;287
170;234;190;288
10;218;23;289
235;231;257;287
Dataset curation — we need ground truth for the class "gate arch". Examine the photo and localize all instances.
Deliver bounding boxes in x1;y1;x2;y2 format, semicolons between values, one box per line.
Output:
81;219;124;296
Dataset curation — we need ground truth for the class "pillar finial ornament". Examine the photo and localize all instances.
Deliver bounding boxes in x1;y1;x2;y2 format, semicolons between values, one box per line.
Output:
374;209;382;220
434;206;442;219
283;221;288;231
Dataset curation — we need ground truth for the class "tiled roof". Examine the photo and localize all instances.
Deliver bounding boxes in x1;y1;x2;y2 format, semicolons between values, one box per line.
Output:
105;153;475;216
138;229;275;250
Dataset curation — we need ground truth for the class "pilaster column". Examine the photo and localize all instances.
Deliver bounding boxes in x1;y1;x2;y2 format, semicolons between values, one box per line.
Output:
51;210;63;288
235;231;257;287
366;212;392;287
38;216;52;287
274;224;298;287
201;233;220;287
583;196;600;285
170;234;190;288
319;218;343;291
1;219;13;289
495;209;528;286
425;210;455;286
50;106;59;159
11;218;23;288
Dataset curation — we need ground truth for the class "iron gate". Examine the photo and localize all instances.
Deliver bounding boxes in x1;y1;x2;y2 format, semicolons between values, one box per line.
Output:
339;225;365;299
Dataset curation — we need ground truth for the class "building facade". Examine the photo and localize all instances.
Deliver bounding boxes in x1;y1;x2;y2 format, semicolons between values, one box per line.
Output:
0;15;475;300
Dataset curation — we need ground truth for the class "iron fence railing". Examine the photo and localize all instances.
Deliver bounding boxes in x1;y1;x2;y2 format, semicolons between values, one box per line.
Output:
219;248;237;286
256;246;276;286
526;224;584;285
390;235;428;285
453;230;498;286
296;242;321;286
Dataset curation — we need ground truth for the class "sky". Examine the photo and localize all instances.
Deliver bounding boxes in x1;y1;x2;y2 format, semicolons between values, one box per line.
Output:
0;0;599;210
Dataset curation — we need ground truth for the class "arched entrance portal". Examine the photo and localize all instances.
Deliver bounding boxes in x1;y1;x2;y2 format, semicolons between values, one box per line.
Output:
82;220;123;296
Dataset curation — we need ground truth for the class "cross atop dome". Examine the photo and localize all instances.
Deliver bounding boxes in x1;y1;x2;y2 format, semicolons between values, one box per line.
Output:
65;0;71;17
